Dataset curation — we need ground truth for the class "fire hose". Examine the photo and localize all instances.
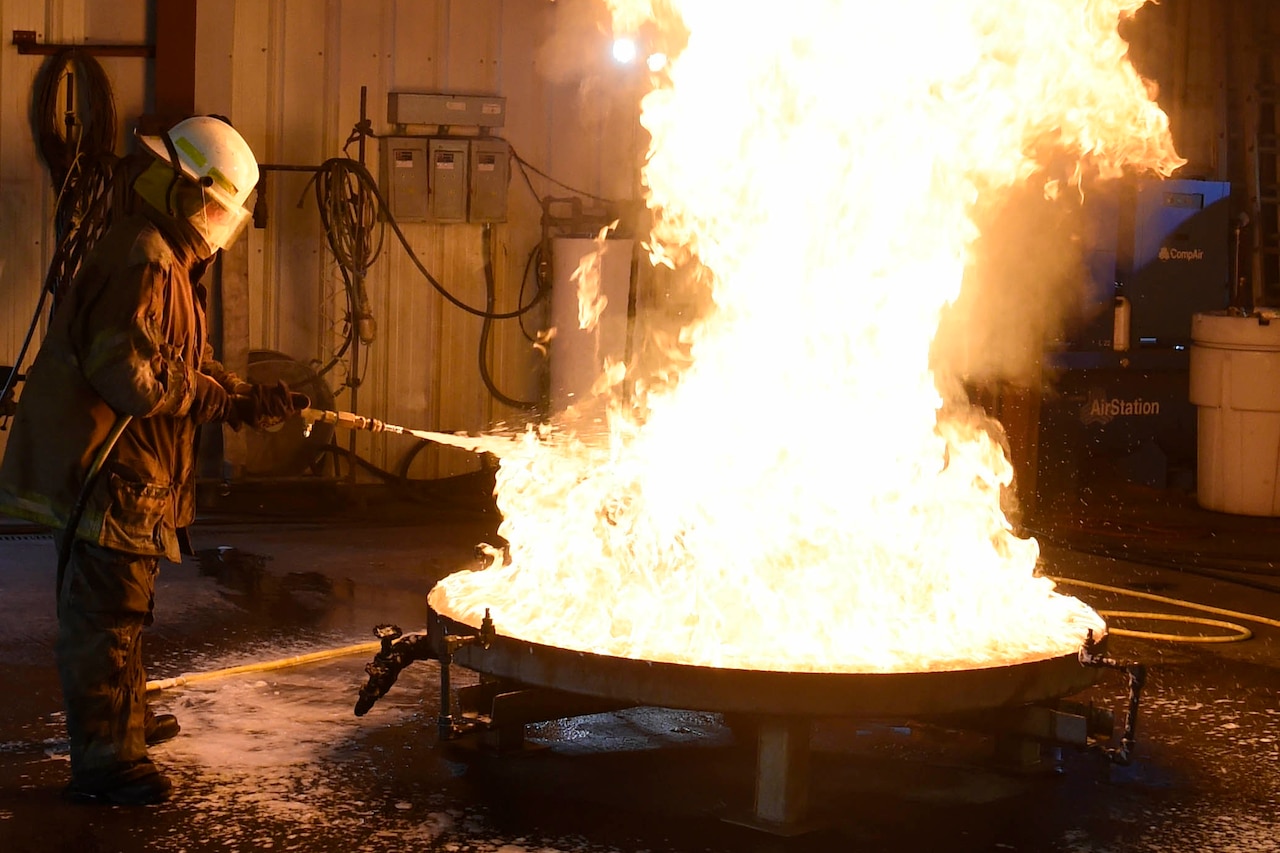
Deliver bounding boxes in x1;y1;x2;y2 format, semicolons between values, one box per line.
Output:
145;641;381;693
1047;575;1280;643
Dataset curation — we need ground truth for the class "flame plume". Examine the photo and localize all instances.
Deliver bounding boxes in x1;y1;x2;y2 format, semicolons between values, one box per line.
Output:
431;0;1183;673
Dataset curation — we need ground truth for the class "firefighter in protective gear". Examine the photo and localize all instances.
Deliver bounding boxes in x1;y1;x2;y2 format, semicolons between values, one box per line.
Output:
0;116;302;805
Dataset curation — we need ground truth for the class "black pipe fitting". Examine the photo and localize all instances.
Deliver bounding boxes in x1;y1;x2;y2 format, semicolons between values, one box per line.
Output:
353;609;497;726
353;624;435;716
1079;629;1147;765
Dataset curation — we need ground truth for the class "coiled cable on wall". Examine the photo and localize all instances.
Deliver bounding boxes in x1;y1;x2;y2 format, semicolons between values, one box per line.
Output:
308;156;546;322
298;155;551;417
3;50;119;426
307;157;382;356
35;48;120;304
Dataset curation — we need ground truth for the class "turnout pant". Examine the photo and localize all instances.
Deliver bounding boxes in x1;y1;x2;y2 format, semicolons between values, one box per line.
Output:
55;538;159;782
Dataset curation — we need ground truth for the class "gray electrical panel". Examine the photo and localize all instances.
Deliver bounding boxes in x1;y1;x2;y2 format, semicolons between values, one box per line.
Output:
378;137;430;222
388;93;506;129
379;135;510;224
381;91;510;225
428;139;469;224
469;138;510;223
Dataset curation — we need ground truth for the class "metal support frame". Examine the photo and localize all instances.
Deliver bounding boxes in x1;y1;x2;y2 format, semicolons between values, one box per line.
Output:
987;701;1108;773
441;680;1129;835
387;609;1138;835
11;30;154;57
454;680;632;753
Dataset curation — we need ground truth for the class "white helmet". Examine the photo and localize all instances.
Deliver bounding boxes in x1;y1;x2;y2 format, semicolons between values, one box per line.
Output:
137;116;260;251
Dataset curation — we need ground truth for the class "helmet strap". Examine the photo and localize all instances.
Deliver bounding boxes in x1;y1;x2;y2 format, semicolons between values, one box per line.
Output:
159;128;183;217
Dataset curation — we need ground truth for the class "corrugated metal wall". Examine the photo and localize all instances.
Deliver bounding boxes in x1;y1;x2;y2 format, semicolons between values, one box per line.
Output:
0;0;154;467
0;0;643;480
197;0;644;480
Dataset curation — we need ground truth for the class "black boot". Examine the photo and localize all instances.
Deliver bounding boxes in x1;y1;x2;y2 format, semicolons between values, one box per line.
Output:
144;707;181;746
64;758;173;805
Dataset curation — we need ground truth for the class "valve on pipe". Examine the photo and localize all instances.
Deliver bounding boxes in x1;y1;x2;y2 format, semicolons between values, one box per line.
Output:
353;609;496;718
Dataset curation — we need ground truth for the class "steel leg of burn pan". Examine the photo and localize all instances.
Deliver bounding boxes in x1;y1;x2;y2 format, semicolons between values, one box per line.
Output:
725;715;823;836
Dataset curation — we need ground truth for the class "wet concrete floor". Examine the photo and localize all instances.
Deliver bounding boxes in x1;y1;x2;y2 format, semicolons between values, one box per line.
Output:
0;485;1278;853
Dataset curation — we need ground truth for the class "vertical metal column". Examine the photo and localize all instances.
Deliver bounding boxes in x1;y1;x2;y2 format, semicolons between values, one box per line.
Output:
153;0;198;123
347;87;369;474
1248;0;1280;307
753;716;812;829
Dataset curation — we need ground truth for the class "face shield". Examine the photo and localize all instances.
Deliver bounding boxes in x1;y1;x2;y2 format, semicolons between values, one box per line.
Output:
191;182;253;252
133;160;253;254
135;116;259;254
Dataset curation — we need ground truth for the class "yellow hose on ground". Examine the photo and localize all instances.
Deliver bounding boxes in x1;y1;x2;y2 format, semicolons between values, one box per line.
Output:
1093;610;1252;643
1048;576;1280;644
146;640;382;693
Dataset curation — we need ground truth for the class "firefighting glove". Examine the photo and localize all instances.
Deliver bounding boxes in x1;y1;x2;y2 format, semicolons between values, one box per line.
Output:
190;373;233;425
230;380;311;430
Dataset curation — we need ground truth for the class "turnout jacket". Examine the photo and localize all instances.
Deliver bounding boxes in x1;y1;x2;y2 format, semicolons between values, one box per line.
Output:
0;206;240;561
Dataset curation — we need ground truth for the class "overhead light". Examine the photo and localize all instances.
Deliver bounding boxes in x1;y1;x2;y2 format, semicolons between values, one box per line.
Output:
612;37;639;65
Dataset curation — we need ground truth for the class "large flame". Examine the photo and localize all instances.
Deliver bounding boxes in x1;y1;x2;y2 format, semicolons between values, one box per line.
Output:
431;0;1183;673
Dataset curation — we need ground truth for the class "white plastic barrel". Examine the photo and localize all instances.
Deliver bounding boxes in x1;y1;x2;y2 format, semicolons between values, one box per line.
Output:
1189;311;1280;516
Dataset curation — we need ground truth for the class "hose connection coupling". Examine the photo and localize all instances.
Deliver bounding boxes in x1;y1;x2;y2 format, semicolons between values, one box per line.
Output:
301;407;387;438
300;407;322;438
376;623;402;653
353;623;433;717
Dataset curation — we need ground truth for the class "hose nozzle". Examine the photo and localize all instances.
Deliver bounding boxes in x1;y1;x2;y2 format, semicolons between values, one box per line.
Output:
301;407;386;438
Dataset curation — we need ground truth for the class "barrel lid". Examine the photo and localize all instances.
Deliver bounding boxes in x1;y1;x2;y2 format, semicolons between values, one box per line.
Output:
1191;310;1280;348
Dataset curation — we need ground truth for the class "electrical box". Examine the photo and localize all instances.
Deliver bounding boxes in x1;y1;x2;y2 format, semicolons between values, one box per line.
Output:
469;138;510;223
428;139;469;224
378;137;430;222
1067;178;1232;351
382;92;510;225
388;93;506;129
1126;179;1232;347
